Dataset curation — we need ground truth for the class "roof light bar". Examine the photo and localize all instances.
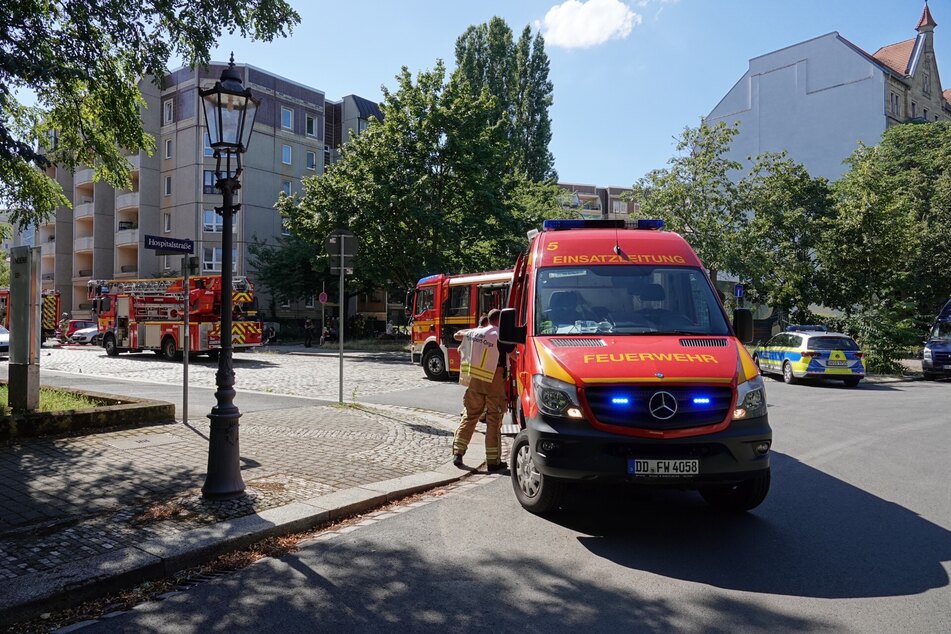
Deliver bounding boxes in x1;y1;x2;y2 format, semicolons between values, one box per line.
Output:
636;219;665;230
542;219;626;231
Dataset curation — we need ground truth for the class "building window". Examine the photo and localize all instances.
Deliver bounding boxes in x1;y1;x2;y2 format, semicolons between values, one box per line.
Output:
282;144;292;165
281;180;292;196
162;255;171;271
163;213;171;232
305;295;315;308
204;170;217;194
357;118;368;134
164;139;172;159
924;108;929;120
164;176;172;196
306;151;317;170
281;217;291;236
280;298;291;309
924;71;932;96
204;133;214;157
201;209;235;234
912;102;917;118
281;106;293;130
890;92;900;116
163;99;174;124
324;145;331;167
202;247;237;272
306;114;316;137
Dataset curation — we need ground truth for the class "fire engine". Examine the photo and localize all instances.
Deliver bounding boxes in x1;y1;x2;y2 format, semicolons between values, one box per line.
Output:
408;270;513;380
88;275;263;360
497;219;771;514
0;288;60;339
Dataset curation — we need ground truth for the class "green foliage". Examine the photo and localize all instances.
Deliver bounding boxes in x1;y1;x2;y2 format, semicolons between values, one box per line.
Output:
280;61;565;292
455;18;556;181
0;248;8;286
248;234;326;306
629;121;744;277
0;0;300;227
737;152;833;323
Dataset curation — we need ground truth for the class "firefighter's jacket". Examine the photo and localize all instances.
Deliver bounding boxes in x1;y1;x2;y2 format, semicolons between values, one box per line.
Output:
459;325;500;386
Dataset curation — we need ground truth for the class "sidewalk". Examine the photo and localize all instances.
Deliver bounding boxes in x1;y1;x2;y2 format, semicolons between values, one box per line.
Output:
0;402;485;624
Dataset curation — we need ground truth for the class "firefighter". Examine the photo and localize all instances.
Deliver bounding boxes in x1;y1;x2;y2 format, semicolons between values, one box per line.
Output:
451;309;512;472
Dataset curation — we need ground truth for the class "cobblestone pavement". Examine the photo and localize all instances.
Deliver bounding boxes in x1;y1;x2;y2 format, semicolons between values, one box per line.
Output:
38;344;433;401
0;402;460;581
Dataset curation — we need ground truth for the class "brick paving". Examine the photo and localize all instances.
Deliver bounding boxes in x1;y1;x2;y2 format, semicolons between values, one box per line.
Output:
0;402;459;581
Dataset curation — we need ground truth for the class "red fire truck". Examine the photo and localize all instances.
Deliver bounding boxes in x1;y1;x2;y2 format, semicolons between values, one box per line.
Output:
88;276;263;360
408;270;512;380
0;288;61;339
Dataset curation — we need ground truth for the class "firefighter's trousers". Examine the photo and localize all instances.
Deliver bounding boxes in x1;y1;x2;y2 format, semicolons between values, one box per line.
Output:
453;368;505;466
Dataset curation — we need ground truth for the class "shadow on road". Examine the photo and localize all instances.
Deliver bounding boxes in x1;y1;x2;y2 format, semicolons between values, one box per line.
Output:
546;451;950;599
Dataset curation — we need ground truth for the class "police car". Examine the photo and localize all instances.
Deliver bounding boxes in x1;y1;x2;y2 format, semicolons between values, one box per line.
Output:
753;325;865;387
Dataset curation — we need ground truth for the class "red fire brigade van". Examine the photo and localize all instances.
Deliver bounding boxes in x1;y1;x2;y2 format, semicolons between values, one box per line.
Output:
499;219;771;514
409;270;512;380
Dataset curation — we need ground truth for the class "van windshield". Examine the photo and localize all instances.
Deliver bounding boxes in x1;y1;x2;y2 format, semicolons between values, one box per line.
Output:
534;265;730;336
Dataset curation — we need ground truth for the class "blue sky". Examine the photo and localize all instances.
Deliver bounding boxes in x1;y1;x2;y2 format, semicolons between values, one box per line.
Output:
209;0;951;187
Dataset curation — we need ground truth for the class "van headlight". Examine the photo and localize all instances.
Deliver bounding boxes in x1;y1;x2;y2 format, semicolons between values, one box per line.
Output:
923;347;933;361
533;374;584;418
734;375;767;420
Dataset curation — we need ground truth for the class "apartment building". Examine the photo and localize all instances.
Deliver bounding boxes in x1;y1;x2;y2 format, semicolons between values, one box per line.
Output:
557;183;637;221
16;64;383;319
706;2;950;181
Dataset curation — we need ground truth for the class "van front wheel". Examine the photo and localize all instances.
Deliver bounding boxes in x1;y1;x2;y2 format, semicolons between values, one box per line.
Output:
511;430;563;515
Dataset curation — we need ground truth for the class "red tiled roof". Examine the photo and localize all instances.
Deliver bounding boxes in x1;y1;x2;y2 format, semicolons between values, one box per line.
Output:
872;38;915;75
918;3;937;30
944;88;951;105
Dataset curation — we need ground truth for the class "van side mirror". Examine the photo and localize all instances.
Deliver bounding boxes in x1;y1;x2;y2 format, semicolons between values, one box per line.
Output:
733;308;753;344
499;308;526;344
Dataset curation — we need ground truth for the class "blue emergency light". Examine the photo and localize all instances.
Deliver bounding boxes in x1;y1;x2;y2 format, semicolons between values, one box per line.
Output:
636;219;665;230
611;396;631;405
692;397;711;405
542;219;626;231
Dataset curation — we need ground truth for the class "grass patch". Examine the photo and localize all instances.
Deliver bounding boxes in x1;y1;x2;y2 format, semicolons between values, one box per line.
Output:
0;385;108;416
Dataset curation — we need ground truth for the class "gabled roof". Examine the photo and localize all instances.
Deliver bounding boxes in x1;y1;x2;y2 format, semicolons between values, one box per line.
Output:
872;38;916;75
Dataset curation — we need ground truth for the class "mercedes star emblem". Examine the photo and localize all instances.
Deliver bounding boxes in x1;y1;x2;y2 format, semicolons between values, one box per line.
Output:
649;391;678;420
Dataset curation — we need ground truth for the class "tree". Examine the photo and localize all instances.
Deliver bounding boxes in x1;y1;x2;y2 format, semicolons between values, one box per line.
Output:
629;121;745;278
248;234;326;318
737;152;833;325
455;18;556;181
816;122;951;371
280;62;565;293
0;0;300;229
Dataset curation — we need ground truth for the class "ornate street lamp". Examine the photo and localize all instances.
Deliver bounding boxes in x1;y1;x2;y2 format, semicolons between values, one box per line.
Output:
199;54;259;499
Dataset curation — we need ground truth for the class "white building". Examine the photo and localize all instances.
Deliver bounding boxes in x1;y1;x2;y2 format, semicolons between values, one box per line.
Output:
707;3;950;181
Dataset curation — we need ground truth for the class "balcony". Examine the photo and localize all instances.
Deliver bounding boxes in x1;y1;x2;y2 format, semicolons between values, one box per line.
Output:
75;168;95;187
74;236;95;252
116;191;139;211
115;228;139;247
42;273;54;282
126;154;140;173
41;242;55;257
74;202;95;219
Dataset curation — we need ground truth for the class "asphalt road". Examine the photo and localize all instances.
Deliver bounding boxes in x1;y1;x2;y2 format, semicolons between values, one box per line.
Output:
39;356;951;633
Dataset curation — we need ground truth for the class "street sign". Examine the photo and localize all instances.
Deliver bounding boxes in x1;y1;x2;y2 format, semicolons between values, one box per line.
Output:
330;267;354;275
325;229;359;257
145;234;194;255
734;283;744;299
318;291;328;304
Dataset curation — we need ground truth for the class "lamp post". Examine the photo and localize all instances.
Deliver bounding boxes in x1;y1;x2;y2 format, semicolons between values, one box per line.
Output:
199;54;259;499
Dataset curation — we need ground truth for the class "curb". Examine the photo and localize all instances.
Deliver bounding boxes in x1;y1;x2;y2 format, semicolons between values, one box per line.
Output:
0;462;476;625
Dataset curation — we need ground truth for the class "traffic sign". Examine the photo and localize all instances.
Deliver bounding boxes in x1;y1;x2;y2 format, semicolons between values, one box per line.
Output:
734;283;744;299
325;230;359;257
318;291;328;304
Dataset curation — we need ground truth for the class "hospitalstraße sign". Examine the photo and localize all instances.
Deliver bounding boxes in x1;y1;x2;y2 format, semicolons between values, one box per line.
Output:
144;234;194;255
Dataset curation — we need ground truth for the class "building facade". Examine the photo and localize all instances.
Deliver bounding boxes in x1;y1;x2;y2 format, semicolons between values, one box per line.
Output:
557;183;637;221
15;65;382;320
706;3;950;181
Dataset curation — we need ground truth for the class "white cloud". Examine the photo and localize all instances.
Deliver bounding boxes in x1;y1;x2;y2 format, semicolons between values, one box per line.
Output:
541;0;643;50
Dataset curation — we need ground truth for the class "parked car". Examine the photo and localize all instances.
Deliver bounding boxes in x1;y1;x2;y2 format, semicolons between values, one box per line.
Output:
923;319;951;381
56;319;97;343
753;326;865;387
68;325;102;345
0;325;8;356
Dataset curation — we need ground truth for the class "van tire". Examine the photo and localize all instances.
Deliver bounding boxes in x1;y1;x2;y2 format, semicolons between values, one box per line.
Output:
422;348;448;381
511;430;563;515
699;469;770;512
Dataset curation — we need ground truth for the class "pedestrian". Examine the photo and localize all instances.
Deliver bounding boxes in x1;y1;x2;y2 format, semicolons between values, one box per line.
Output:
452;309;512;472
303;317;315;347
265;325;277;346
